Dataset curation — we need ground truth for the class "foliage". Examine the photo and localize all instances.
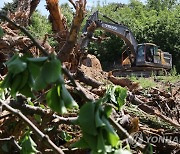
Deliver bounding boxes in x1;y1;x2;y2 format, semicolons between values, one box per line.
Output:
0;53;78;113
156;74;180;83
73;86;128;153
20;131;38;154
60;3;73;28
106;85;127;110
85;0;180;72
27;11;55;46
0;0;18;15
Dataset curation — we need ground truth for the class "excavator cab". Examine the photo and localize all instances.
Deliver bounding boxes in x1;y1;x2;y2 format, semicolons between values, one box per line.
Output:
135;43;172;69
122;43;172;70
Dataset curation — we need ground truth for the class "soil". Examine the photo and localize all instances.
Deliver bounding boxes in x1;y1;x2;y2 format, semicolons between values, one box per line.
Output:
80;54;108;81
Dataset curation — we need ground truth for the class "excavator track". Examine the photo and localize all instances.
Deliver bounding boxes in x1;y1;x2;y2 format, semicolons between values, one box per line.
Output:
112;67;167;77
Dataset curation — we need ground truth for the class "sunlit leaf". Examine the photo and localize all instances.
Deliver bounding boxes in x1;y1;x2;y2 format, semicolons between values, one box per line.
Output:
104;105;112;117
60;131;72;142
115;86;127;109
106;85;127;110
97;130;105;153
20;132;38;154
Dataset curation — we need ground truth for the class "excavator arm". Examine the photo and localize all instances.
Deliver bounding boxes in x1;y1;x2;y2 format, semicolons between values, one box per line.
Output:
80;11;138;65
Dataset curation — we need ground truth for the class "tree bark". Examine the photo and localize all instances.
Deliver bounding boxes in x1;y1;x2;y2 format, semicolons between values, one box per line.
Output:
58;0;86;62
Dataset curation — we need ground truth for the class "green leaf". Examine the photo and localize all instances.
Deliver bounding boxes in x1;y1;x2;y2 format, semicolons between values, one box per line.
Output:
5;54;18;66
0;73;13;89
106;85;116;104
19;70;29;89
71;137;89;149
6;56;27;76
19;84;35;98
97;130;105;153
61;84;78;109
60;131;72;142
20;132;38;154
58;98;68;114
83;132;98;152
78;102;97;136
27;57;48;62
102;116;119;147
10;73;22;97
95;107;105;128
104;106;112;118
46;86;59;111
28;62;41;80
46;86;67;114
33;73;47;91
106;85;127;110
42;59;61;84
0;27;4;38
34;114;42;123
115;86;127;109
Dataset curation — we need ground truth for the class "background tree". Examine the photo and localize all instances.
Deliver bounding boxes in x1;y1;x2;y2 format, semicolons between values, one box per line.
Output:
87;0;180;72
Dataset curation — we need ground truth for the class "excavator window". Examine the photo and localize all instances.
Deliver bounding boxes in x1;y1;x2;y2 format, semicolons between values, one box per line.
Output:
136;45;145;63
146;45;154;62
137;45;145;57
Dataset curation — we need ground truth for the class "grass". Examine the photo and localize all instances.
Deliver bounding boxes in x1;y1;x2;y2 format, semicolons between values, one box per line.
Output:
128;67;180;88
129;76;157;88
156;75;180;83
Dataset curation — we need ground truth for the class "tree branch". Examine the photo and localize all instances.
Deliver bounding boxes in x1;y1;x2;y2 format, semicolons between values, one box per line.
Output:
109;117;145;151
69;0;76;9
30;0;41;17
75;68;103;88
0;99;64;154
7;98;77;125
58;0;86;62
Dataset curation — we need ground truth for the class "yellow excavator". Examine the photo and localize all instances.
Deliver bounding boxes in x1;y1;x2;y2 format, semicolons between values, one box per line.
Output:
80;11;172;76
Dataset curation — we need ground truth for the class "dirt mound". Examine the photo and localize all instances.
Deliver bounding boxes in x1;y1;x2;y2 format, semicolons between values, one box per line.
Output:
80;54;107;81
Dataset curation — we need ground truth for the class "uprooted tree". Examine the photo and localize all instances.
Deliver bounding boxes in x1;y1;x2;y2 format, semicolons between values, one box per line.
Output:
0;0;180;154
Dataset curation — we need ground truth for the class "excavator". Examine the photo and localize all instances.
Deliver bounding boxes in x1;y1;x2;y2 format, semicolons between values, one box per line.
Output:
80;11;172;76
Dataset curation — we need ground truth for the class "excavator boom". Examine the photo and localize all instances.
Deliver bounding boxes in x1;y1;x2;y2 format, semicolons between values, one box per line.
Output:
81;11;137;56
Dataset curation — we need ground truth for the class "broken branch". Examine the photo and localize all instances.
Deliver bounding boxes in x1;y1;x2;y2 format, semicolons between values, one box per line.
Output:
0;99;64;154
